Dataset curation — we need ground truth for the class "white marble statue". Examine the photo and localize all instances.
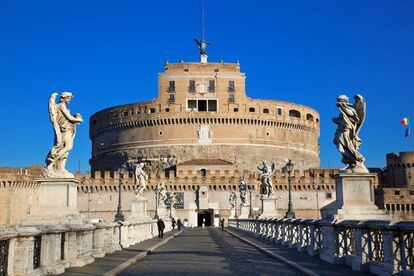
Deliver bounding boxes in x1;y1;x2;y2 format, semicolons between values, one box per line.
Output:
333;94;368;173
239;177;247;206
258;161;276;197
157;182;167;206
168;192;178;209
43;92;83;178
134;163;148;199
229;192;237;209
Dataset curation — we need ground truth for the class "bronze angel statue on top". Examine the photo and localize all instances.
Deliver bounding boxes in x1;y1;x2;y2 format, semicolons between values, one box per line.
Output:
333;94;368;173
43;92;83;178
193;38;210;56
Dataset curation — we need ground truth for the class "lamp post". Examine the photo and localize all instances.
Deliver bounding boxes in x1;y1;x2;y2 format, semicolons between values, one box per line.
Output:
285;159;295;218
154;186;159;219
114;164;126;222
313;183;319;219
248;186;253;218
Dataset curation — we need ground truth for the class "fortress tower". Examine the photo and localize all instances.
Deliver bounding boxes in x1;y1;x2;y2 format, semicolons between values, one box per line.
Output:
89;60;320;172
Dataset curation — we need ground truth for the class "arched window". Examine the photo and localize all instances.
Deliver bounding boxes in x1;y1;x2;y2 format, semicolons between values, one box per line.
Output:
306;113;314;121
289;109;301;118
263;108;269;114
249;107;255;113
200;168;207;177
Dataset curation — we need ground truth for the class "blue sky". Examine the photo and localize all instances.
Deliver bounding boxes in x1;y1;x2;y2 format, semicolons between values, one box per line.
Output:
0;0;413;172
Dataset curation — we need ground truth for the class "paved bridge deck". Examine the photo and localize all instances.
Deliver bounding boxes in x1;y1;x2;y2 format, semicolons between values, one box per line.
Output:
64;228;370;275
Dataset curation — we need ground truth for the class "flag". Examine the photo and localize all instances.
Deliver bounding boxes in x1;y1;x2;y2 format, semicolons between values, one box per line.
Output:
401;117;409;126
405;125;411;138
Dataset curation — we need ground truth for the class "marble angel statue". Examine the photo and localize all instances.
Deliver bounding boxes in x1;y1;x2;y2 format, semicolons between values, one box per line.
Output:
134;162;148;199
239;177;247;206
333;94;368;173
229;192;237;209
157;182;167;206
43;92;83;178
258;161;276;197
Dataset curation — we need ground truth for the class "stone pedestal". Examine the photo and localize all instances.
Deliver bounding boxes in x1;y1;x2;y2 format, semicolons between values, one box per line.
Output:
332;173;388;220
229;208;236;219
239;205;250;218
260;197;279;218
157;205;168;219
128;199;150;222
200;54;208;63
26;178;84;225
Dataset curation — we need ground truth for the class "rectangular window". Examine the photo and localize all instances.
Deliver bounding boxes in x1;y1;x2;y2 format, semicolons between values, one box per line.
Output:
228;81;235;92
229;94;235;102
326;192;332;199
169;94;175;103
208;100;217;111
189;80;196;92
277;108;282;116
208;80;215;92
188;100;197;110
233;107;239;112
169;80;175;92
198;100;207;111
165;108;170;112
395;191;400;196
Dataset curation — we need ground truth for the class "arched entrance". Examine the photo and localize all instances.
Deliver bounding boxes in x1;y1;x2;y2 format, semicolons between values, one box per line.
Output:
197;209;214;227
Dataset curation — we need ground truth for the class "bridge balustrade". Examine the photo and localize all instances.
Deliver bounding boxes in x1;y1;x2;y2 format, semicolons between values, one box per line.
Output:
229;218;414;275
0;220;172;276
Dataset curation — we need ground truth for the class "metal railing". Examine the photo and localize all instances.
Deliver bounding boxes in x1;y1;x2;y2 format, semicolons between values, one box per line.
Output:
229;218;414;275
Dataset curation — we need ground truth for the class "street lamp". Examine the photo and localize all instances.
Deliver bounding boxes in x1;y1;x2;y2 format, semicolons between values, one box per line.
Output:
114;164;126;222
313;183;319;219
285;159;295;218
248;185;253;218
154;186;159;219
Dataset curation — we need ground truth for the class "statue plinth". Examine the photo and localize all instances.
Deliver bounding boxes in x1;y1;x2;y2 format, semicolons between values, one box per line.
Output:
229;208;236;219
326;173;388;220
128;199;151;222
157;204;168;219
200;54;208;63
239;205;250;218
260;196;279;218
25;178;84;225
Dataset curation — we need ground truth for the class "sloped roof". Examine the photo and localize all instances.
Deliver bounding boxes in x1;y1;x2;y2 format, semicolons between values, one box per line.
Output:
177;159;233;166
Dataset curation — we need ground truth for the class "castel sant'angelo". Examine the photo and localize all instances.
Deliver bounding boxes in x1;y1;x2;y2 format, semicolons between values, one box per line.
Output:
89;52;320;173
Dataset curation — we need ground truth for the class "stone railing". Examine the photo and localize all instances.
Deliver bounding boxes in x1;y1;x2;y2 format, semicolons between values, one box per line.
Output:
0;219;171;276
229;218;414;275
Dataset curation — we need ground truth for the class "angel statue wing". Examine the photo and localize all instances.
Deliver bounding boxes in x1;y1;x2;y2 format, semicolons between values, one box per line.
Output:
48;93;61;145
353;94;366;136
193;38;201;46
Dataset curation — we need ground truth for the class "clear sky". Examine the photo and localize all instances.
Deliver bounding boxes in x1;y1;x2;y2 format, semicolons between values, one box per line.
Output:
0;0;413;172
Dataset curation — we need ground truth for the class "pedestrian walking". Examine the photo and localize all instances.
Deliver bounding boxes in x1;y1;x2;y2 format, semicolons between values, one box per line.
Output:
183;218;188;230
177;219;182;231
220;218;225;231
171;218;176;231
157;218;165;238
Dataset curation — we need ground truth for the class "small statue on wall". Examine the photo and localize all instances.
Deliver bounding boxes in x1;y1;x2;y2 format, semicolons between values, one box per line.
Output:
239;177;247;206
258;161;276;197
134;162;148;199
229;192;237;209
43;92;83;178
333;94;368;173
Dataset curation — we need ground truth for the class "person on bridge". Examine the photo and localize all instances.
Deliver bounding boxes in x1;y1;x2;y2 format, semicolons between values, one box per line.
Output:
171;218;176;231
220;219;225;231
183;219;188;230
177;219;182;231
157;218;165;238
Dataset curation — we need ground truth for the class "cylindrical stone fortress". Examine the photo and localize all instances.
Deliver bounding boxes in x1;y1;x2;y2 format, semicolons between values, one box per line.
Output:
89;61;320;172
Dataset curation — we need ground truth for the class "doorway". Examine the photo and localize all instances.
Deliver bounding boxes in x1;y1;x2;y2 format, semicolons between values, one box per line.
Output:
197;209;214;227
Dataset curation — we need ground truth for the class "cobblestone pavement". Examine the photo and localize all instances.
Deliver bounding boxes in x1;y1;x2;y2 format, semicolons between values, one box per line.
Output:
120;227;301;276
226;228;370;276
